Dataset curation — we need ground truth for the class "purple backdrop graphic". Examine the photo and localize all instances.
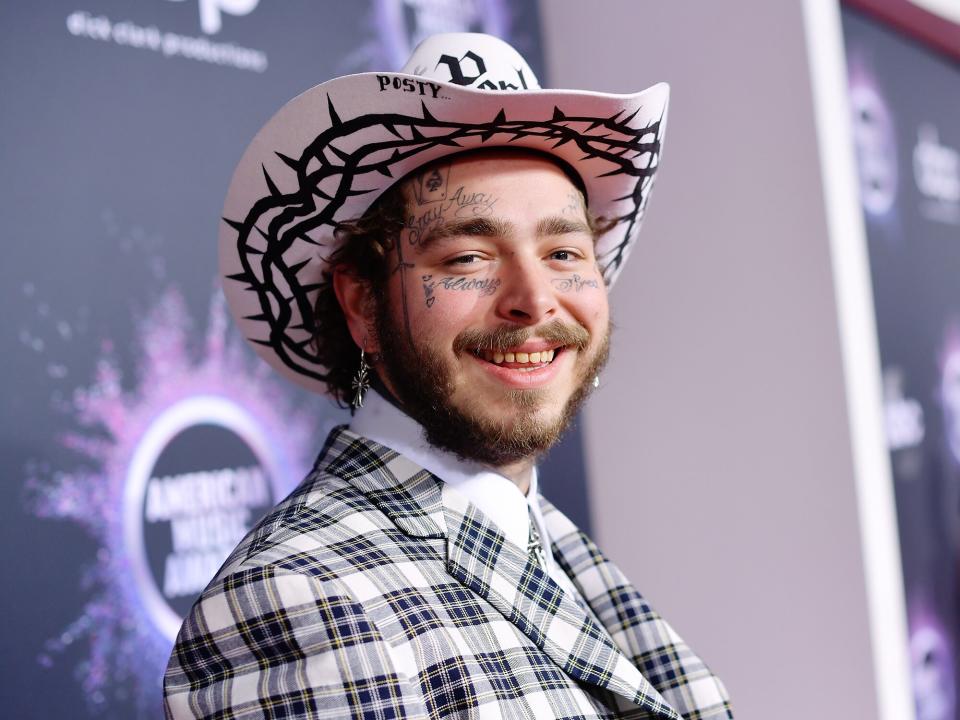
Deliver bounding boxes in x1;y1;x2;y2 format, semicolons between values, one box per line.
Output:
842;7;960;720
0;3;598;718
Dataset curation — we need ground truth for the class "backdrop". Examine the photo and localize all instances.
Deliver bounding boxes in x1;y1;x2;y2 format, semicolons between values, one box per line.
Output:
844;7;960;718
0;2;593;717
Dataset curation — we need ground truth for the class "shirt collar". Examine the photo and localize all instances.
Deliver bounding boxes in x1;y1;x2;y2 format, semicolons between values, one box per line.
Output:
349;389;539;553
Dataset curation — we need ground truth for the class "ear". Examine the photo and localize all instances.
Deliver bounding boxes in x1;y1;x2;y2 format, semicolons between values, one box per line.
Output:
332;267;378;353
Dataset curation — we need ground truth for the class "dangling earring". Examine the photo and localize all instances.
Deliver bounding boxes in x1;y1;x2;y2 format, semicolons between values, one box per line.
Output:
592;375;600;388
351;347;371;409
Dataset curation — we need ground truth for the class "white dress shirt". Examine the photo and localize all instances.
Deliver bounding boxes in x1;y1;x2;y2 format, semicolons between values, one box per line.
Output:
350;390;586;603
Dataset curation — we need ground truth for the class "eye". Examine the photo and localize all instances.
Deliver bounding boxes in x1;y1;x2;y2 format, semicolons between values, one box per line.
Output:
442;252;492;270
548;248;582;262
448;253;482;265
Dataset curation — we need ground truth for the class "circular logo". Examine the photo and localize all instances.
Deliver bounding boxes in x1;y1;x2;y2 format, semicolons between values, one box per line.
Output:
911;623;956;720
124;395;287;640
849;76;898;217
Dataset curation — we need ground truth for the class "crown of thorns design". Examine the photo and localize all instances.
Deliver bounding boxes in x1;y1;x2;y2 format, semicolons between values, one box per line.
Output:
224;97;662;382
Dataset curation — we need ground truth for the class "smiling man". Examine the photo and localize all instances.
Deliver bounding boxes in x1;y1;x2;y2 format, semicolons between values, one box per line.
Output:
164;33;733;720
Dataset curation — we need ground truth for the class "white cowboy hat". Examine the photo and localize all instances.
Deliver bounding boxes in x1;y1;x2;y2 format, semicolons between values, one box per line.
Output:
221;32;669;393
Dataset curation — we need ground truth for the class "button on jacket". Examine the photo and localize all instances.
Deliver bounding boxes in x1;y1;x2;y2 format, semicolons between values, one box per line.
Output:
164;427;733;719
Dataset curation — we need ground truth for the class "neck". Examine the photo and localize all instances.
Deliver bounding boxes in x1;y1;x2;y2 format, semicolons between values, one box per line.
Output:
496;458;535;495
371;373;536;494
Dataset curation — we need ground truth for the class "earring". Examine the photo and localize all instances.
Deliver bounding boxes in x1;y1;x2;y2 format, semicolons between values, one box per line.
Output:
592;375;600;388
351;347;371;409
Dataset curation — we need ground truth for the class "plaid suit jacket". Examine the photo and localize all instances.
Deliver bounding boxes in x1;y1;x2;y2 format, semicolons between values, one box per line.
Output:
164;427;733;719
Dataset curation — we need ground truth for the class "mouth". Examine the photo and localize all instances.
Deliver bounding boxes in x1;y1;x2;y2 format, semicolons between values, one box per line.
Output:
468;345;563;371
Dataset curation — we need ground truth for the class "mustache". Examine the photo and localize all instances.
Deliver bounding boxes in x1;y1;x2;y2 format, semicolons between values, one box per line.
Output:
453;319;591;354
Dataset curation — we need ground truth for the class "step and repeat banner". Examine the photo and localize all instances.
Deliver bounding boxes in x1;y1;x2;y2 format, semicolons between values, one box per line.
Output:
0;3;593;718
842;6;960;720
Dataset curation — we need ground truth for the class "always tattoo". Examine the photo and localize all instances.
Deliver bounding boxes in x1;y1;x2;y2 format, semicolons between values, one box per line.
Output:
551;274;599;292
422;274;501;307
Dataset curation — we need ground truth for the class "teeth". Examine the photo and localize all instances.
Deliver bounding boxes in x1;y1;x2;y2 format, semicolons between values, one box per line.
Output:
480;348;558;365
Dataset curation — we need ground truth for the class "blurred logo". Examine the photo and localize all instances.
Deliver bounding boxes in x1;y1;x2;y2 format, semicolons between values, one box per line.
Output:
913;124;960;225
910;615;956;720
129;396;283;639
365;0;509;70
848;59;899;217
883;366;925;451
164;0;261;35
66;5;267;72
940;326;960;466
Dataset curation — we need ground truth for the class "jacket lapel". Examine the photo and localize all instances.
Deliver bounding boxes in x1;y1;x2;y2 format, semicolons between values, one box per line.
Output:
320;428;682;719
541;498;733;720
440;483;680;720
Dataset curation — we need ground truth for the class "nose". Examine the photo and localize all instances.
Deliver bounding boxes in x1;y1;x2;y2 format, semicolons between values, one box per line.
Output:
494;255;558;325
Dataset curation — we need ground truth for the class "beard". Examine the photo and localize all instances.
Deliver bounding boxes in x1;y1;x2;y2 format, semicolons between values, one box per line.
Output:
372;301;610;467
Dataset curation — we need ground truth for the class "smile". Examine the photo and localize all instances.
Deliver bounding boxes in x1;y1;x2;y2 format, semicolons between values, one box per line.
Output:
469;346;562;372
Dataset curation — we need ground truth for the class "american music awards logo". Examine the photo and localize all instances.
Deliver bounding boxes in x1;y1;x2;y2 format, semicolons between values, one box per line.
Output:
127;392;283;641
27;287;318;712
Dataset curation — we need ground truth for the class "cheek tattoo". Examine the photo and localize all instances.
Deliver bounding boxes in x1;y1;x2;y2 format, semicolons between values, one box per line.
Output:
552;274;600;293
422;275;437;308
422;274;502;308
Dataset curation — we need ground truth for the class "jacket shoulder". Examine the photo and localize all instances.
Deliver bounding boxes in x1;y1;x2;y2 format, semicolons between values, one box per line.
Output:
163;563;427;719
217;466;397;581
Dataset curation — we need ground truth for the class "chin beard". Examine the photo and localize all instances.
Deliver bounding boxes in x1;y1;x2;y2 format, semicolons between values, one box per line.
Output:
373;305;610;467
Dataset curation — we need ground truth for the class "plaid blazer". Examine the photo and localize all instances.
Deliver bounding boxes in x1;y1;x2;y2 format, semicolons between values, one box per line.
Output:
164;427;732;719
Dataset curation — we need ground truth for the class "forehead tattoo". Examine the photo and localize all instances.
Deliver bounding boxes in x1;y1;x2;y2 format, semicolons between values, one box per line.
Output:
403;160;592;255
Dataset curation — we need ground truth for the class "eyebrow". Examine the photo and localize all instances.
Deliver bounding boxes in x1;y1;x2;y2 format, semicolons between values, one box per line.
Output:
535;215;591;237
417;214;592;253
417;217;514;251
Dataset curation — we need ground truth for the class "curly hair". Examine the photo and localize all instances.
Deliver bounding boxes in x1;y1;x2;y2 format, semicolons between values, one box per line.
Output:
312;151;612;406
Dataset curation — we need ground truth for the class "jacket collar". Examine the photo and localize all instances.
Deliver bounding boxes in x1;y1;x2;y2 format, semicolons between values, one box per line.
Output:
317;427;680;719
349;388;539;555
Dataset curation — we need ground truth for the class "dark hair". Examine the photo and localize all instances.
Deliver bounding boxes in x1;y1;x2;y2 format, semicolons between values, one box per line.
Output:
311;183;406;406
311;150;612;405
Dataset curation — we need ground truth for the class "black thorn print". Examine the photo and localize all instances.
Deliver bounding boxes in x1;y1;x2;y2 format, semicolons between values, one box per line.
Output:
228;98;660;379
262;164;281;197
275;152;299;170
327;95;342;127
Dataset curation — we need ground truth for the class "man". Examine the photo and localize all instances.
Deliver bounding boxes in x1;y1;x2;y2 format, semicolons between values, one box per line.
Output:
164;33;733;719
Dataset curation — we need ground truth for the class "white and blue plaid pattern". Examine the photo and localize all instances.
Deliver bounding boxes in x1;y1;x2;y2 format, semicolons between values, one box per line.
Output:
164;427;732;719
